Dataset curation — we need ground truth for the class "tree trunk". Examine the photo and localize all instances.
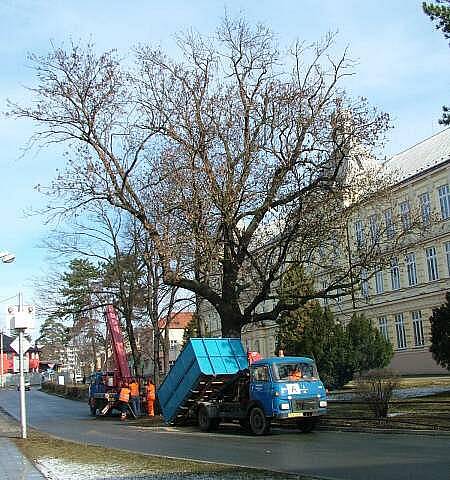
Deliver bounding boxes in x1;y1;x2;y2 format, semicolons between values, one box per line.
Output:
220;248;243;337
152;332;161;385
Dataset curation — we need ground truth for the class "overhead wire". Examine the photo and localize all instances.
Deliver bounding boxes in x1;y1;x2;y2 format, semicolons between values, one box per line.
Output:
0;294;18;304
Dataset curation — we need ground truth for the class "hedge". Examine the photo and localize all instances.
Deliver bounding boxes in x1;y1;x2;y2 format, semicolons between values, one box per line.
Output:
41;381;89;401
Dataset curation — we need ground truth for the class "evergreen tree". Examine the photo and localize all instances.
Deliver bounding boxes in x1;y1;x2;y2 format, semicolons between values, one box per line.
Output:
57;258;104;372
277;303;353;389
277;304;394;389
429;292;450;370
423;1;450;124
58;258;101;314
423;1;450;41
346;313;393;374
182;314;202;346
38;316;70;361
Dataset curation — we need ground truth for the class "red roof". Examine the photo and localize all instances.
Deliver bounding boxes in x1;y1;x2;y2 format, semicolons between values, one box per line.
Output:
159;312;193;330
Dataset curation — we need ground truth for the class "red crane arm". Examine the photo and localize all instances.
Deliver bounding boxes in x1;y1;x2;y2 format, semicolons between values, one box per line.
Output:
104;305;131;381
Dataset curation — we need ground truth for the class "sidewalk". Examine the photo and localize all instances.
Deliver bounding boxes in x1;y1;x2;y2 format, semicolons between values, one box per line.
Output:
0;408;46;479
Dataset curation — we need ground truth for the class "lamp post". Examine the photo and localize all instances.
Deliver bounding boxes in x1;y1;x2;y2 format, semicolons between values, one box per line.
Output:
0;251;16;264
8;292;34;440
18;292;26;439
0;251;15;389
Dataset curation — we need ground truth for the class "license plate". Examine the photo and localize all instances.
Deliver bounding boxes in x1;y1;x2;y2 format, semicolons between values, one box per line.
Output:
288;412;304;418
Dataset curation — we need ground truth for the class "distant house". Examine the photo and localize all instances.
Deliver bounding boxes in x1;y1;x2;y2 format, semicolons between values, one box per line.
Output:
136;312;194;377
159;312;194;368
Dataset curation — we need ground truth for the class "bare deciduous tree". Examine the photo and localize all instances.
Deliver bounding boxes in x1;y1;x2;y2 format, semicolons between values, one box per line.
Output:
12;18;408;337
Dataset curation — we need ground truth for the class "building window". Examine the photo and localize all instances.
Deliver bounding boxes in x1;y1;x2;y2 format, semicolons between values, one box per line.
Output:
405;253;418;286
369;214;379;244
354;220;364;247
268;336;276;356
445;242;450;276
400;200;411;230
390;257;400;290
395;313;407;349
425;246;439;281
412;311;424;347
384;208;395;239
378;316;389;341
360;268;369;298
438;184;450;220
419;192;431;225
375;269;384;294
169;339;178;350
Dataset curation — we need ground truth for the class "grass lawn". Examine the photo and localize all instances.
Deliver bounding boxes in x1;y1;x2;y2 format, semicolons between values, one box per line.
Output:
14;429;318;480
324;391;450;431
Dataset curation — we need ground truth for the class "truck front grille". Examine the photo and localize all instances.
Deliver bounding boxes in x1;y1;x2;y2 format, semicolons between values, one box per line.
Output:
291;399;318;412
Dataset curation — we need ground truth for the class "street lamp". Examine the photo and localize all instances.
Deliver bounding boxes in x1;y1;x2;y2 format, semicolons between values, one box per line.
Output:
0;251;15;264
1;251;15;389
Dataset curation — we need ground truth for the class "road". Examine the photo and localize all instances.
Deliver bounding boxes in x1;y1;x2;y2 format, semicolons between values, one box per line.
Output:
0;388;449;480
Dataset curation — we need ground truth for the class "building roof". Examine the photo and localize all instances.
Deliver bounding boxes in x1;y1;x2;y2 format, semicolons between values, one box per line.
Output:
159;312;193;330
385;128;450;181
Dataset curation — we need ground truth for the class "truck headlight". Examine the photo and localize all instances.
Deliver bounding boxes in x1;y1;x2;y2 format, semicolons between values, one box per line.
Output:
319;400;327;408
280;403;290;410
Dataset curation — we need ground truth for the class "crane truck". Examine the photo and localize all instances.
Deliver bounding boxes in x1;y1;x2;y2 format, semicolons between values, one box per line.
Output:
157;338;327;435
88;305;136;417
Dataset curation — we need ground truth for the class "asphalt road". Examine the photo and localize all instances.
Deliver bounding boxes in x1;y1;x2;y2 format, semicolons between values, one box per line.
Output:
1;388;449;480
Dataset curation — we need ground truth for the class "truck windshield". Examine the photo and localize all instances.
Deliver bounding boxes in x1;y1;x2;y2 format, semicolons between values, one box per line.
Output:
272;362;318;381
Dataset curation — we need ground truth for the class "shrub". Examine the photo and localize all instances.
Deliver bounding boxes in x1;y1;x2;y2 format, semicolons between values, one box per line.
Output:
355;369;400;419
41;381;88;400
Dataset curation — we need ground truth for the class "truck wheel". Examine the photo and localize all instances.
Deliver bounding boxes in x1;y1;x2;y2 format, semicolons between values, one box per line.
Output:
249;407;270;436
198;407;219;432
297;417;318;433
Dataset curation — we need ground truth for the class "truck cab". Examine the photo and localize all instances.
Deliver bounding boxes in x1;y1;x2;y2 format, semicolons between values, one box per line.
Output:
248;356;327;433
88;371;118;416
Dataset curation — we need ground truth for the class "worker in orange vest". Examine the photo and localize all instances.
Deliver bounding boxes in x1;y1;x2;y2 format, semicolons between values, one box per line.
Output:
118;382;131;420
146;378;156;417
289;366;302;381
129;378;140;417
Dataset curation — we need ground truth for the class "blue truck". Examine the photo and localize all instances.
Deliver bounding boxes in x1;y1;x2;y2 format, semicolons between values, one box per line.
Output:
157;338;327;435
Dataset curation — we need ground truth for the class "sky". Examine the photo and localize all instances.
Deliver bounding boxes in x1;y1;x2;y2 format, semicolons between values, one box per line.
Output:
0;0;449;334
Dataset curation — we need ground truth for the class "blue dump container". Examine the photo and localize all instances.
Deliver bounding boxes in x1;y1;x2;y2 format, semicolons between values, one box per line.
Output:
157;338;248;424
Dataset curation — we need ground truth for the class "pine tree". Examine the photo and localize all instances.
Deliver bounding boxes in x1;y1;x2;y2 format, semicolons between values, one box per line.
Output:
346;313;393;374
423;1;450;124
277;267;394;388
429;292;450;370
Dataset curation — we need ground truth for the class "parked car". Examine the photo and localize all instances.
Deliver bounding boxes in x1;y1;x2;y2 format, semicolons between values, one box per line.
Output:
17;380;31;391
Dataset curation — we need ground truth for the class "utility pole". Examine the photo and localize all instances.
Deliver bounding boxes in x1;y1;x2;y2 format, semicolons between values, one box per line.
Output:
8;292;34;440
18;292;27;439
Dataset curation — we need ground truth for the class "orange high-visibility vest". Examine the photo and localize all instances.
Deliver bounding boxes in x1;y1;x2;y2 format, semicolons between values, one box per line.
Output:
146;384;156;401
119;387;130;402
129;382;139;397
289;371;302;381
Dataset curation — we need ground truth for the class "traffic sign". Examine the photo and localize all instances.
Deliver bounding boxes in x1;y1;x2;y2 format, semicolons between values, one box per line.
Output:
9;336;32;355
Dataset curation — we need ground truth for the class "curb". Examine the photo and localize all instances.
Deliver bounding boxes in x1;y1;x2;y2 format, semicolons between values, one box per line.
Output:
318;425;450;436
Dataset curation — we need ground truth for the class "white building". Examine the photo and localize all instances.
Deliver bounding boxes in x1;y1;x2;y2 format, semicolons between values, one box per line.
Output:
203;129;450;374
